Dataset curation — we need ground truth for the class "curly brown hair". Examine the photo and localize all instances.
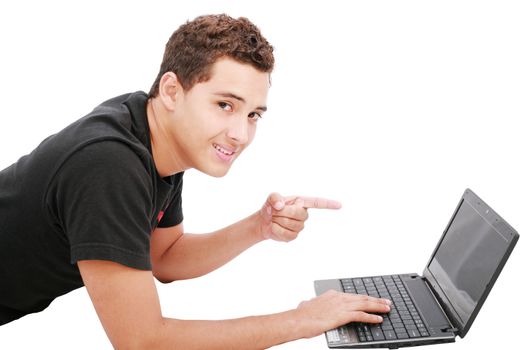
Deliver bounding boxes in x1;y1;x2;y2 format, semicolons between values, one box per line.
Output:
148;14;274;97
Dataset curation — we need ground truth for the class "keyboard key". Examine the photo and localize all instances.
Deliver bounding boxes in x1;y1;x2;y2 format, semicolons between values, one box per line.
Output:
396;331;409;339
401;314;413;321
382;324;394;331
370;326;385;341
384;330;397;340
408;329;421;338
391;318;403;326
326;329;341;343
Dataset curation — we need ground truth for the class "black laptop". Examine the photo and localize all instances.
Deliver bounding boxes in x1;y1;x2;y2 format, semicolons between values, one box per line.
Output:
314;188;519;349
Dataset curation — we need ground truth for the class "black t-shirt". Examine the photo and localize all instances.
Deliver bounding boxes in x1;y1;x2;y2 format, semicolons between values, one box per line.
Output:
0;91;183;325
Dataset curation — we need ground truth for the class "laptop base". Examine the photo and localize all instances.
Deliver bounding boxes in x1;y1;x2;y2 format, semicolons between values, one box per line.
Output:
315;275;457;349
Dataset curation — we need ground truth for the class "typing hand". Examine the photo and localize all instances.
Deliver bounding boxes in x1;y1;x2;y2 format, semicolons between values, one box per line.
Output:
296;290;391;339
258;192;342;242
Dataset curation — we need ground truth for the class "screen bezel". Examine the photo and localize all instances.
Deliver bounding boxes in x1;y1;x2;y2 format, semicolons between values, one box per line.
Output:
422;188;519;338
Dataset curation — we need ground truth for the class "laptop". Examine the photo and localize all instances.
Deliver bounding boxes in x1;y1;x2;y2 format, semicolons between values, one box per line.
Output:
314;188;519;349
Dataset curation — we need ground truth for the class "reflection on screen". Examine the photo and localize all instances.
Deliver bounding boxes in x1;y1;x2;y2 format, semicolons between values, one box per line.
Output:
428;200;508;324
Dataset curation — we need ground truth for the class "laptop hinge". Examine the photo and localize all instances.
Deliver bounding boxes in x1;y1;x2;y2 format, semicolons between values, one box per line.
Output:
440;326;459;333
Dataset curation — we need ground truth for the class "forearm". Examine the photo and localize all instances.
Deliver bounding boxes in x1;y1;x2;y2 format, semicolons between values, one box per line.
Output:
80;261;390;350
155;212;264;281
151;310;302;350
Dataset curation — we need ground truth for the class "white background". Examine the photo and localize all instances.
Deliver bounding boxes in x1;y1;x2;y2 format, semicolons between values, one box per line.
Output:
0;0;523;349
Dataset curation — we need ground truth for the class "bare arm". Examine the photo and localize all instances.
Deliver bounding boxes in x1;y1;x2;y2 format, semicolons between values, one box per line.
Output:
79;260;391;350
150;212;263;282
150;193;342;283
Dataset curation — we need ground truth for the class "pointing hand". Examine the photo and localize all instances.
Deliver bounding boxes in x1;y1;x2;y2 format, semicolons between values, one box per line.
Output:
258;192;342;242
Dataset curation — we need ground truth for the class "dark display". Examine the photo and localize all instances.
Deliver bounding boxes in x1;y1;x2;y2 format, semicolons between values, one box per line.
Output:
428;199;509;324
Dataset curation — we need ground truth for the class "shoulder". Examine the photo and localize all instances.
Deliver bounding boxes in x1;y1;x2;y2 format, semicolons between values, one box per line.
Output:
59;140;154;182
47;140;156;204
89;91;148;126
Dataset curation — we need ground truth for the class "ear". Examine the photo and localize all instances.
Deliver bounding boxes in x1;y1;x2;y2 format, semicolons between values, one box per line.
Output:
158;72;182;111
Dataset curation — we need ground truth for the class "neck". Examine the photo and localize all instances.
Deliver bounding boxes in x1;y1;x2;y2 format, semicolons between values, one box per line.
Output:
146;98;187;177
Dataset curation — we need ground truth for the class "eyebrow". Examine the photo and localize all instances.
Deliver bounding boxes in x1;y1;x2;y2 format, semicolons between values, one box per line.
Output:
214;92;267;112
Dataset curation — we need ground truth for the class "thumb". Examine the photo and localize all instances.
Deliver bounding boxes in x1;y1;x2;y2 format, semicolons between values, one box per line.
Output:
267;192;285;211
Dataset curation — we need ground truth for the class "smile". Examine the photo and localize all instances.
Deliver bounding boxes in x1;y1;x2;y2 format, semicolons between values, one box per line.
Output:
213;143;235;156
213;143;239;162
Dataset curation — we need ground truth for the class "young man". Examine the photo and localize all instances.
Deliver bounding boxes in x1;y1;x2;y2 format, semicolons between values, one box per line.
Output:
0;14;391;348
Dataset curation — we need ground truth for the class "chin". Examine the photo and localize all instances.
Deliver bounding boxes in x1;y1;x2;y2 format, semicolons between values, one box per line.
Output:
199;165;232;178
209;170;229;178
196;152;239;177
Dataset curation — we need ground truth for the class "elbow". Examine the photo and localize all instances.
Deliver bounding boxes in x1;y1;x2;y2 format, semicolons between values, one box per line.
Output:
152;263;200;283
152;264;196;283
152;265;177;284
153;270;176;284
155;276;176;284
151;261;176;284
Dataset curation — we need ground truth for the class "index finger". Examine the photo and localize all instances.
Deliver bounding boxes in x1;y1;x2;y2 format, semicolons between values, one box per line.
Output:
298;197;342;210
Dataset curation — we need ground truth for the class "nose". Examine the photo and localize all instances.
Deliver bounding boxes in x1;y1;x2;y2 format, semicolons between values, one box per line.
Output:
226;116;250;145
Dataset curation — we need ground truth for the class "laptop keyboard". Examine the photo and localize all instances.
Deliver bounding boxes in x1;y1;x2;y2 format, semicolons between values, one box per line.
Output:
341;275;430;342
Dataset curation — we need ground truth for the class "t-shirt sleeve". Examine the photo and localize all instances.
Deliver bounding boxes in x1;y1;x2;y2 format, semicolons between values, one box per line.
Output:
47;141;156;270
157;173;183;228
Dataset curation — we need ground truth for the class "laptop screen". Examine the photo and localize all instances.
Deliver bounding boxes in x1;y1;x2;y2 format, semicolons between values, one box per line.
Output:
427;192;515;331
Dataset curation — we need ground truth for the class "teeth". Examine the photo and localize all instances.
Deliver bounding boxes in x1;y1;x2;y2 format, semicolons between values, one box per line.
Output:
214;144;234;155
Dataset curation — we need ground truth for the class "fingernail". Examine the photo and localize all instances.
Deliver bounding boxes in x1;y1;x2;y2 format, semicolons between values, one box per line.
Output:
376;316;383;322
275;201;284;210
385;299;392;305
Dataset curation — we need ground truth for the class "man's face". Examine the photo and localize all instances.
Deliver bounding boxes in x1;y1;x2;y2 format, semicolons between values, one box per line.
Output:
168;57;270;177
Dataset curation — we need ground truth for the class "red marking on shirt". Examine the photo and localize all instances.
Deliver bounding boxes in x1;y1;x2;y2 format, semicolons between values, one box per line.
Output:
157;210;165;222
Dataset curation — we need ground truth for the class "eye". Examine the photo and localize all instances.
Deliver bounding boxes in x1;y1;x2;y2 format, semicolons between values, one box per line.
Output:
218;101;233;112
248;112;262;121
